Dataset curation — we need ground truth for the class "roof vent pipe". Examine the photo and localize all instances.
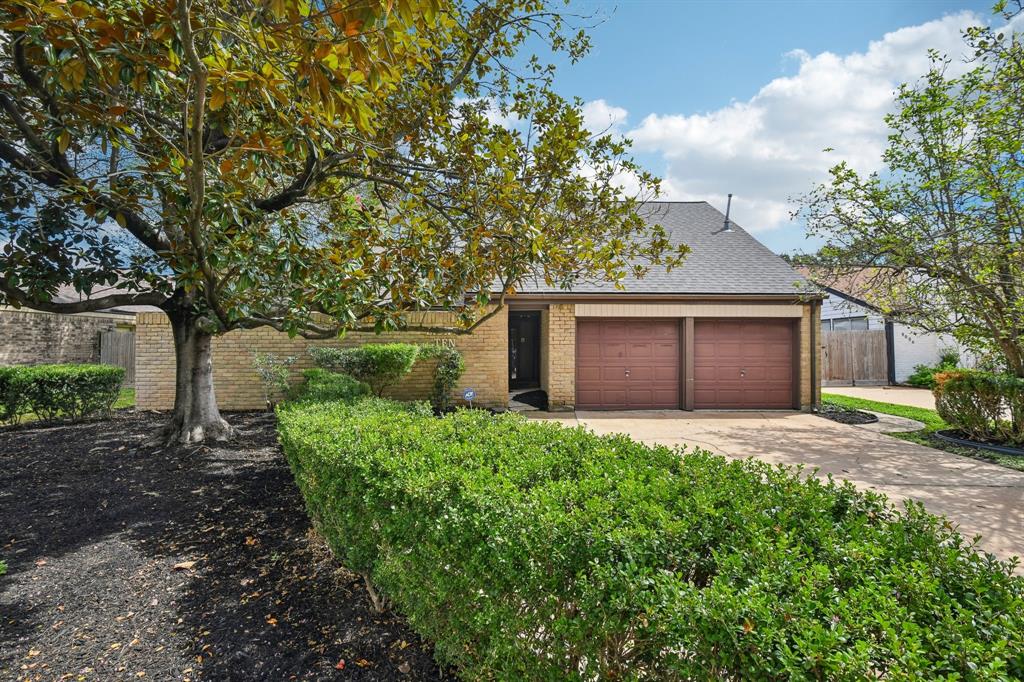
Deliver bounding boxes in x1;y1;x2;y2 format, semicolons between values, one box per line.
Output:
723;193;734;232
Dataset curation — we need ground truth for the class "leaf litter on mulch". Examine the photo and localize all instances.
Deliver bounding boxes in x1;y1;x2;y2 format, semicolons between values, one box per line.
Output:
0;411;450;680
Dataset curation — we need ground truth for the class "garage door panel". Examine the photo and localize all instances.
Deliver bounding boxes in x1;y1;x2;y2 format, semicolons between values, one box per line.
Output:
628;342;653;358
602;365;627;381
693;319;795;409
576;319;679;410
653;342;677;359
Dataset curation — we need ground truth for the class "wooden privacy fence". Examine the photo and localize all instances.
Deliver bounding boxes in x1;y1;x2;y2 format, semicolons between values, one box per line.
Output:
821;330;888;386
100;330;136;386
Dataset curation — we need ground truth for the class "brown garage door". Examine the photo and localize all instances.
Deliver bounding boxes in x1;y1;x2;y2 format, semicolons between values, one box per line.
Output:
576;319;679;409
694;319;795;409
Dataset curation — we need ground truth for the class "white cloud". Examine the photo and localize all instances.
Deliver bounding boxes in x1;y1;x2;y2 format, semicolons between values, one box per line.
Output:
581;99;629;134
612;10;998;235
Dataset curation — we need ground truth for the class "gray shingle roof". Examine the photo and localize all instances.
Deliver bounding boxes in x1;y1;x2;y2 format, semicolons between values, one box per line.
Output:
515;201;809;296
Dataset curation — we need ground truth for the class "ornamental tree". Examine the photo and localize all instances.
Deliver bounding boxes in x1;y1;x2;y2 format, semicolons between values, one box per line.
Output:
798;26;1024;376
0;0;685;442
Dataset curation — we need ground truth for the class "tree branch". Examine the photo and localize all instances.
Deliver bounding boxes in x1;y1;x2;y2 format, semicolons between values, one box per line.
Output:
0;278;167;314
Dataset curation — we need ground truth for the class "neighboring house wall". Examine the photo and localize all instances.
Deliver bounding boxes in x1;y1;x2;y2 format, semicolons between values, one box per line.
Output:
890;323;965;384
819;295;885;329
0;307;133;366
135;309;509;411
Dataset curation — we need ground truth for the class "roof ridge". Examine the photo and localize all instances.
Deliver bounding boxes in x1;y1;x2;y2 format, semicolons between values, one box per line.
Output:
642;200;709;204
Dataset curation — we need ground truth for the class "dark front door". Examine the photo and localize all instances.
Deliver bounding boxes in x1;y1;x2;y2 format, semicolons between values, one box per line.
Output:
509;311;541;389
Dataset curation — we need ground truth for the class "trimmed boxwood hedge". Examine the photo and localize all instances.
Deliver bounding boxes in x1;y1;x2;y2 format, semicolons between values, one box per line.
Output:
278;395;1024;680
0;363;125;425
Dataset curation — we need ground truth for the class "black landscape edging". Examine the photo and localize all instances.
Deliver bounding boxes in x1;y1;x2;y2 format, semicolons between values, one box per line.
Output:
934;429;1024;457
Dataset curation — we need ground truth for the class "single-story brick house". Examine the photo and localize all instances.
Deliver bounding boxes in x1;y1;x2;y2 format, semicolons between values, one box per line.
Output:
136;201;822;412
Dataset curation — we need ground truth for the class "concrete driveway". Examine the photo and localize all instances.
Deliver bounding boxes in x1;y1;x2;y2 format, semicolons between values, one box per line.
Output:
824;385;936;410
533;410;1024;565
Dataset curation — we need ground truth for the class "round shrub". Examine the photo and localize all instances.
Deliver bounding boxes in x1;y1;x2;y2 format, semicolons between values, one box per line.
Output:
279;396;1024;680
308;343;419;396
935;369;1024;446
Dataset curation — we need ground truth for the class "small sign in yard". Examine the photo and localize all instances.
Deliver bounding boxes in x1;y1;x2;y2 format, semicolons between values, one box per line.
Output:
462;388;476;407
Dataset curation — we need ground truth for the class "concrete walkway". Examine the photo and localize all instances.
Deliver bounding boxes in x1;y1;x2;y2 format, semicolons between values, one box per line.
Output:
824;385;936;410
531;410;1024;565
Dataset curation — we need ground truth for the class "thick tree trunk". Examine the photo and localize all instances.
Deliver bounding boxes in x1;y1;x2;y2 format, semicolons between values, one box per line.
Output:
161;304;234;444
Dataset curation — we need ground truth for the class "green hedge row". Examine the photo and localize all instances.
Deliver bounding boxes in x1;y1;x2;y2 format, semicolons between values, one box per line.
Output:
278;395;1024;680
935;370;1024;446
0;364;125;425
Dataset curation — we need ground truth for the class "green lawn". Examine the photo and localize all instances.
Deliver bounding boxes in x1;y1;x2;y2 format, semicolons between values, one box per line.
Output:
822;392;1024;473
113;387;135;410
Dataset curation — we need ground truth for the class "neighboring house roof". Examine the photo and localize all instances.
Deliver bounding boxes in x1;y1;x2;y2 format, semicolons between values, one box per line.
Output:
515;201;813;296
795;266;888;314
53;283;162;315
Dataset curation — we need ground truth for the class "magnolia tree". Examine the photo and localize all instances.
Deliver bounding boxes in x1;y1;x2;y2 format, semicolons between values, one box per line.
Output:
0;0;685;442
799;23;1024;376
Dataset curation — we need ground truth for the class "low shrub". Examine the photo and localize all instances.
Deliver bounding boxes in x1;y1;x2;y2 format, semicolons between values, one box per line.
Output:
0;364;124;425
279;395;1024;680
0;366;23;424
298;368;369;404
418;343;465;413
0;559;6;577
308;343;419;396
935;370;1024;446
907;348;960;388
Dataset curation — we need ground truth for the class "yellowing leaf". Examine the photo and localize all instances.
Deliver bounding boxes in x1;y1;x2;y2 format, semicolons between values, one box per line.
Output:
64;59;87;90
57;131;71;154
209;87;226;111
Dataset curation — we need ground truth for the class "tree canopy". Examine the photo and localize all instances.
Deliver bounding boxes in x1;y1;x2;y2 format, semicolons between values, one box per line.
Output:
799;23;1024;375
0;0;686;440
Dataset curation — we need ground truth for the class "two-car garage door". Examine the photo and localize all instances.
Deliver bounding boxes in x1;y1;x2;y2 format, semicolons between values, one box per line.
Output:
576;318;794;410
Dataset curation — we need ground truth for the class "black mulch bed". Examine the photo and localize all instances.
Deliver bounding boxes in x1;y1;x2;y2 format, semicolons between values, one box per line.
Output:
0;411;450;681
817;401;880;425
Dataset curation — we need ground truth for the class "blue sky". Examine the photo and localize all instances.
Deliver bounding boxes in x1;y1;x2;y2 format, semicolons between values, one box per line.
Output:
535;0;1010;253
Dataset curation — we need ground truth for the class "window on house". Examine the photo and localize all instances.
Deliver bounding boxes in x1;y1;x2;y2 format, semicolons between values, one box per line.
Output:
830;316;869;331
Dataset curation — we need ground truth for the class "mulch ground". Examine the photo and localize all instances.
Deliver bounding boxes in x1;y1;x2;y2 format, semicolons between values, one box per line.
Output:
817;402;880;426
0;411;450;681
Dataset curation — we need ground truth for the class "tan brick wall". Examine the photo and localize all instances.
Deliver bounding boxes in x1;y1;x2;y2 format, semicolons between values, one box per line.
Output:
135;308;509;411
545;304;576;410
